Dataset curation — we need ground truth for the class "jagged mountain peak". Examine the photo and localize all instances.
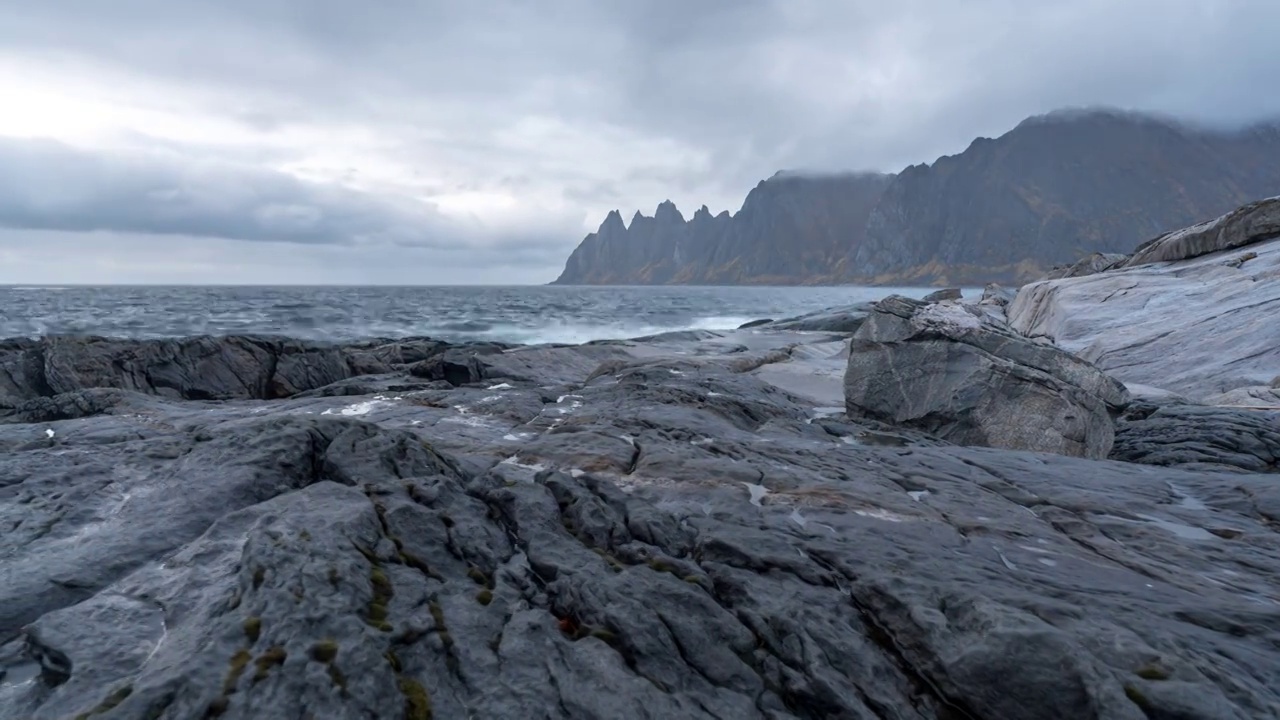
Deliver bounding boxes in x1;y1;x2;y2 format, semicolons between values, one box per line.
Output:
654;200;684;223
554;107;1280;286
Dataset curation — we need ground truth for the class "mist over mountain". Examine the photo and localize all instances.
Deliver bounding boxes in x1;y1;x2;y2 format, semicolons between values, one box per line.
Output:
553;108;1280;286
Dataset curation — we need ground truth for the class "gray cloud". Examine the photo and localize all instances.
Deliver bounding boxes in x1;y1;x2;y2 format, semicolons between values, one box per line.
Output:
1;0;1279;283
0;137;442;245
0;138;582;281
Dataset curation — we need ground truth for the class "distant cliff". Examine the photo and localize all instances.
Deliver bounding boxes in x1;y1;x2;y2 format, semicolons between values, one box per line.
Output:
552;109;1280;286
554;172;893;285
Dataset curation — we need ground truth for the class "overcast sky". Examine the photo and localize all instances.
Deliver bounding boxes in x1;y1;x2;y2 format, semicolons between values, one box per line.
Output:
1;0;1278;284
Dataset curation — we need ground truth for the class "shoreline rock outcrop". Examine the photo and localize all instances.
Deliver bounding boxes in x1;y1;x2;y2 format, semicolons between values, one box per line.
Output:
4;198;1280;719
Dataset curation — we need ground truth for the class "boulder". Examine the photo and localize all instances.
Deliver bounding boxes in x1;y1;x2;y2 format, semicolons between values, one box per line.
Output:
844;296;1129;458
979;283;1015;307
1125;195;1280;266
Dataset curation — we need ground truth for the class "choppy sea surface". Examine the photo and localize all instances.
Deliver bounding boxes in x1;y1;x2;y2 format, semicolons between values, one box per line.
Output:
0;285;944;345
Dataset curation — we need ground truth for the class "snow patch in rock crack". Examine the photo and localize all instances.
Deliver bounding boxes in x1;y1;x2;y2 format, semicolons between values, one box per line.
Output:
789;508;807;527
500;455;547;472
854;507;909;523
322;397;392;416
742;482;770;507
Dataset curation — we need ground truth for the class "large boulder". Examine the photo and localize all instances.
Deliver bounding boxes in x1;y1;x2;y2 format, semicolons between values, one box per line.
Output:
1008;198;1280;400
844;296;1129;458
1125;195;1280;266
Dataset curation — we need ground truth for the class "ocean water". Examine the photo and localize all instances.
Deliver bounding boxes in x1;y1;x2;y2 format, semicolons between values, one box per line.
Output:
0;285;944;345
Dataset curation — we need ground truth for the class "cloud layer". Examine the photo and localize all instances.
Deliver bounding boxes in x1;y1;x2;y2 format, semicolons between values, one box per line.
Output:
1;0;1279;283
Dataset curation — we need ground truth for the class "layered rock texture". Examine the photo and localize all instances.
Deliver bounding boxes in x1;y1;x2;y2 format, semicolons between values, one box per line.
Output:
4;200;1280;719
4;326;1279;720
845;296;1129;459
554;109;1280;286
1008;196;1280;402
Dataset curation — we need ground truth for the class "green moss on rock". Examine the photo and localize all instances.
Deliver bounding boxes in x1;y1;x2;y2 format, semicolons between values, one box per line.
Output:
223;649;253;693
1135;663;1172;681
398;676;433;720
242;617;262;643
72;684;133;719
309;639;339;663
253;646;288;682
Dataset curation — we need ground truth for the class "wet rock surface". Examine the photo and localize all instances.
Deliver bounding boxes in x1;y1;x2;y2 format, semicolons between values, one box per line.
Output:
1;320;1278;720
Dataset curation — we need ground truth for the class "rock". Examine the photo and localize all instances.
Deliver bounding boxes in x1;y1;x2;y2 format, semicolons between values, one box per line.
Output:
1125;195;1280;266
979;283;1015;306
1046;252;1129;279
922;288;962;302
1007;204;1280;400
736;318;773;329
3;325;1279;719
1206;386;1280;409
0;335;458;408
845;295;1129;458
745;303;874;334
408;350;488;386
1113;402;1280;473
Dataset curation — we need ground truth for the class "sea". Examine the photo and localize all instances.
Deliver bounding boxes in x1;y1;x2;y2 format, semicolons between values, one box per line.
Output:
0;285;944;345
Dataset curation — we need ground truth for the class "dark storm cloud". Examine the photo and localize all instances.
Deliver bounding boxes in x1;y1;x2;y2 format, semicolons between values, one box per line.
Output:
6;1;1279;183
2;0;1280;283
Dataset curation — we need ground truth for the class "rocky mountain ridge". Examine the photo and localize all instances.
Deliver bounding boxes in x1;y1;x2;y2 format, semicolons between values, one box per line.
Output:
553;109;1280;286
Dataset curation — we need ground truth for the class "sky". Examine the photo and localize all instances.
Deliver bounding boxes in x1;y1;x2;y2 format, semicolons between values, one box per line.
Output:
1;1;1279;285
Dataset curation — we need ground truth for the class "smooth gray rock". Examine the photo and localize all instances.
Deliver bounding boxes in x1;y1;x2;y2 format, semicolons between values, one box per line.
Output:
2;326;1277;720
922;288;962;302
845;295;1129;458
1008;226;1280;400
979;283;1015;306
1046;252;1129;279
1126;195;1280;267
1207;386;1280;409
739;304;874;334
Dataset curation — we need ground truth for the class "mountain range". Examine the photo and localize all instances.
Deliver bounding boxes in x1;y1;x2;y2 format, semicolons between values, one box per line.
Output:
552;108;1280;286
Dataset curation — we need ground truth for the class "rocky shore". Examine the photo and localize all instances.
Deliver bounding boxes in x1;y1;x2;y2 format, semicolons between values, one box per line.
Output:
2;200;1278;719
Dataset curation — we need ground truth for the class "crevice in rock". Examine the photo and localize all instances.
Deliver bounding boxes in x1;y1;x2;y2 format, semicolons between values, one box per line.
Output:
846;593;982;720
